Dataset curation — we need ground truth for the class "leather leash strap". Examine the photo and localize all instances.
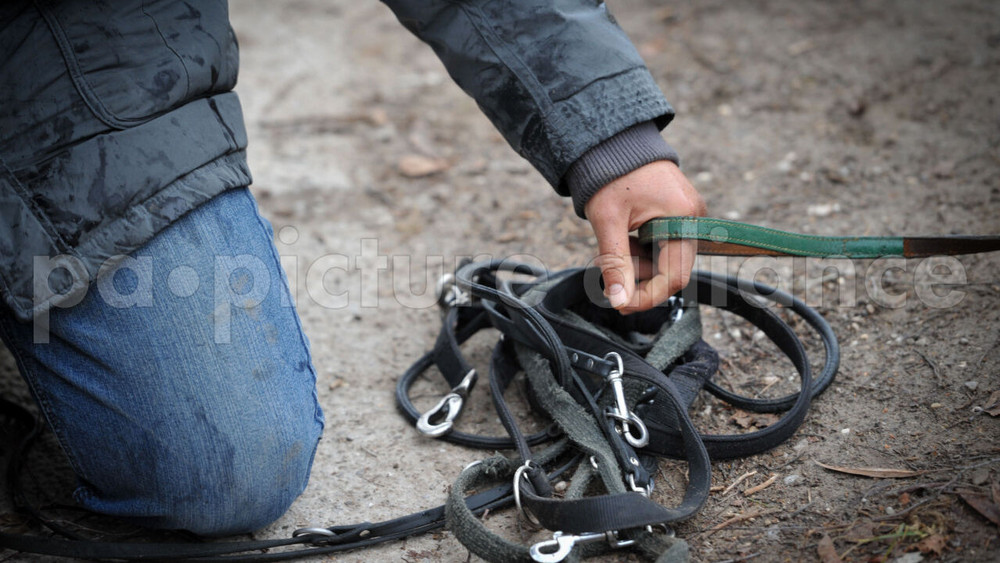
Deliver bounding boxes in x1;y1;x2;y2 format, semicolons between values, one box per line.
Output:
638;217;1000;258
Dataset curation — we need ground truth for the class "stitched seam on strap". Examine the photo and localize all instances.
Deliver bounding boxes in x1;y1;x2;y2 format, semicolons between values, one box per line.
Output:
670;217;891;245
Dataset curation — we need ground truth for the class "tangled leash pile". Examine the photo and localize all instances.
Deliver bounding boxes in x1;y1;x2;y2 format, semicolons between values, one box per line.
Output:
396;257;839;562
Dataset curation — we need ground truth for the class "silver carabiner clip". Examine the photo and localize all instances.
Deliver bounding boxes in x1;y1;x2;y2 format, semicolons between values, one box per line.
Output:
529;530;635;563
603;352;649;448
416;369;476;437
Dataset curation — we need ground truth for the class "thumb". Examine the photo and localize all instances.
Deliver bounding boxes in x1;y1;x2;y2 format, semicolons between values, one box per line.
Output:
590;216;635;310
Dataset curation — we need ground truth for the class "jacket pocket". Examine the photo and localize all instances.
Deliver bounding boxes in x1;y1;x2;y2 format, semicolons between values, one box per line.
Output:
35;0;237;129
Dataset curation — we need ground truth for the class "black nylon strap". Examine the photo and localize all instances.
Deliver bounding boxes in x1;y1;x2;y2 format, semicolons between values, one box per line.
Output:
536;270;822;461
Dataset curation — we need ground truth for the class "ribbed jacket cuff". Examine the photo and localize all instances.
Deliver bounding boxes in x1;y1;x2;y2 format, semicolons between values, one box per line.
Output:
564;121;679;218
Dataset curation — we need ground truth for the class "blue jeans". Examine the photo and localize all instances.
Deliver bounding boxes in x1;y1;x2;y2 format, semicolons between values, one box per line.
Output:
0;188;324;535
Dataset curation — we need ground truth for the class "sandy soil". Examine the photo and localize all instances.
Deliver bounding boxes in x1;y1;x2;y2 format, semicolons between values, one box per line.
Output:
2;1;998;562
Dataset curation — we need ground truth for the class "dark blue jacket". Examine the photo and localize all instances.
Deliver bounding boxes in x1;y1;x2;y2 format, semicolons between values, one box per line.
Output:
0;0;673;321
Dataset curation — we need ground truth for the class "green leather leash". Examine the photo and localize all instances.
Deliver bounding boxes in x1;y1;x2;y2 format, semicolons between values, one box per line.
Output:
638;217;1000;258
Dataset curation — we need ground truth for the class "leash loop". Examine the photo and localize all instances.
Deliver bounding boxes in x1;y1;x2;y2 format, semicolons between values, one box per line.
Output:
416;369;477;437
603;352;649;449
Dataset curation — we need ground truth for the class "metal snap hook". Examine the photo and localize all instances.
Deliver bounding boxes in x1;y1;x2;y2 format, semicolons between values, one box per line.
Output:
529;531;635;563
622;411;650;448
416;369;476;437
602;352;650;448
416;393;463;437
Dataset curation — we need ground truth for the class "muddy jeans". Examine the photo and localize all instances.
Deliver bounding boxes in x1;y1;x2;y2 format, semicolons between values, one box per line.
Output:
0;188;325;535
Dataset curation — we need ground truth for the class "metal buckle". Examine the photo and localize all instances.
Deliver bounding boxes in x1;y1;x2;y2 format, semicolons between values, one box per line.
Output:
436;273;471;309
416;369;477;437
602;352;649;448
529;530;636;563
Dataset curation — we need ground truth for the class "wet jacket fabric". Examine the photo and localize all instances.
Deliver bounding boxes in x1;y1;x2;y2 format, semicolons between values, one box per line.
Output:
1;0;674;321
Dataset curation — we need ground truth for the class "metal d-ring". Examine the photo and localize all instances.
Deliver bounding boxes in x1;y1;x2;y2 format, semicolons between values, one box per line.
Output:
292;527;336;541
513;462;542;527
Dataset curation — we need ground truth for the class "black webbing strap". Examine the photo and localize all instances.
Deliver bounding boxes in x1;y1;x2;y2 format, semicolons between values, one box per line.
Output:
536;270;826;461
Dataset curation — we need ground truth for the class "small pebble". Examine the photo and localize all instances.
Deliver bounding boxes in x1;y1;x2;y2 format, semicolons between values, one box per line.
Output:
930;402;943;409
784;474;803;486
964;381;979;391
807;203;839;217
891;551;924;563
840;428;851;435
554;480;569;493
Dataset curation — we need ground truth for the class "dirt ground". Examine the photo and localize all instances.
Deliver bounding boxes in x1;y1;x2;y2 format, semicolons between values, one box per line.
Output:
2;0;999;562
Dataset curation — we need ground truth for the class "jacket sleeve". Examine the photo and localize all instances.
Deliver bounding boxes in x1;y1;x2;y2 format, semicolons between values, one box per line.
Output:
380;0;675;194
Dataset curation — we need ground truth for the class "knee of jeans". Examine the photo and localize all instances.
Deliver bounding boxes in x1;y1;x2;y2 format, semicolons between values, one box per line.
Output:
159;425;320;536
76;408;323;537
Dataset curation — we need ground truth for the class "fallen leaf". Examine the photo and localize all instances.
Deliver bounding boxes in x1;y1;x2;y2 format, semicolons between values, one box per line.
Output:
397;155;451;178
985;390;1000;417
817;533;841;563
958;490;1000;527
752;413;780;428
915;533;947;555
729;410;780;429
731;412;754;429
815;461;923;479
844;519;876;542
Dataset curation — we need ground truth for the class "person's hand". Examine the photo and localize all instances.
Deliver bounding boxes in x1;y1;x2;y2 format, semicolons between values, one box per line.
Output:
584;160;706;313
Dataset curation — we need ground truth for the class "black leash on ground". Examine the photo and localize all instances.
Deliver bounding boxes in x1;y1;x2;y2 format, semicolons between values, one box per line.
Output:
398;261;838;562
2;217;995;562
0;262;833;563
